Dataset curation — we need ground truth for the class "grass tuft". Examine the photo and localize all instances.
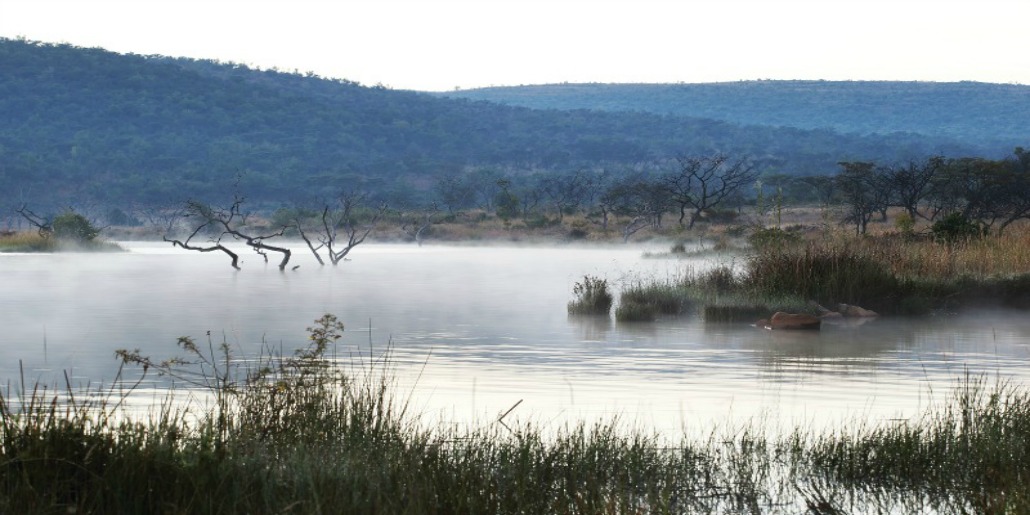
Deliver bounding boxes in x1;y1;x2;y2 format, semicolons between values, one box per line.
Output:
567;275;614;316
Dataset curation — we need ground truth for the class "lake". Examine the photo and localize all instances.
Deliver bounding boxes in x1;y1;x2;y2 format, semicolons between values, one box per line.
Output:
3;241;1030;437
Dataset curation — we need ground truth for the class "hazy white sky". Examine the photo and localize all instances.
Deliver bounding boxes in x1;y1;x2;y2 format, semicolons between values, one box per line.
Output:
2;0;1028;91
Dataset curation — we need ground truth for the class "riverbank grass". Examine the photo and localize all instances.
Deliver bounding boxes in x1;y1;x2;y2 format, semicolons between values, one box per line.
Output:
4;316;1030;513
0;231;123;253
614;227;1030;320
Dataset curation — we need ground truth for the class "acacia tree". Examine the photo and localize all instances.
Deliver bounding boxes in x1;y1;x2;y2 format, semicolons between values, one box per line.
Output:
541;169;594;223
836;161;891;235
165;197;292;270
294;192;386;265
884;156;945;221
662;154;758;229
935;150;1030;235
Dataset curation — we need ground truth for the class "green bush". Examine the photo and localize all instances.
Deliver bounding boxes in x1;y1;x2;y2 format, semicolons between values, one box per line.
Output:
931;213;988;243
52;211;100;242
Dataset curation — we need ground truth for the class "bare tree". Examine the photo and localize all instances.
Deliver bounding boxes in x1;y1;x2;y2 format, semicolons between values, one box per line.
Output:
16;204;52;237
401;203;440;247
134;202;188;235
603;175;671;242
294;192;386;265
662;154;759;229
434;175;476;215
165;197;292;270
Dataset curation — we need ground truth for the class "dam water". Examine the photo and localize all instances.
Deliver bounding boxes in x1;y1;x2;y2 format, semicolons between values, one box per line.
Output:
3;241;1030;437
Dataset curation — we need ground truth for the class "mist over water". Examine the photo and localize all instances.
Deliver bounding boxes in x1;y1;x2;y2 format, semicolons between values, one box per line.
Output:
3;242;1030;436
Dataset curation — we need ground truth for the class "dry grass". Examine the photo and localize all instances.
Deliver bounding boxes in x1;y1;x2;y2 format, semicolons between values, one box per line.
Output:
0;231;56;252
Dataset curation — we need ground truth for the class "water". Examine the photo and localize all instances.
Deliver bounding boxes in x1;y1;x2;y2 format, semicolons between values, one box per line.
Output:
3;241;1030;437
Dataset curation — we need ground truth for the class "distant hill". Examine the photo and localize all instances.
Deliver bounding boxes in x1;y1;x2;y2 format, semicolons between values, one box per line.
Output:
439;81;1030;151
0;39;995;209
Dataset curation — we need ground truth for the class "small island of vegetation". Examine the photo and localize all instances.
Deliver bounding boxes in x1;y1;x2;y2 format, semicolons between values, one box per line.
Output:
0;208;122;253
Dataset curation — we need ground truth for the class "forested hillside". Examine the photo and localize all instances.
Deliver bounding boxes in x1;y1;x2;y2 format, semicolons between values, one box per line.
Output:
441;81;1030;152
0;38;985;210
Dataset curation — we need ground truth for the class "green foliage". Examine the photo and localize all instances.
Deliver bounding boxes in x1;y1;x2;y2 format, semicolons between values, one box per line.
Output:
51;211;100;242
567;275;613;315
894;212;915;234
932;212;989;243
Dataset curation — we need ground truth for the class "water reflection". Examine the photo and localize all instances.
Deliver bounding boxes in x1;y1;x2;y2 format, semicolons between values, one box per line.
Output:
1;242;1029;437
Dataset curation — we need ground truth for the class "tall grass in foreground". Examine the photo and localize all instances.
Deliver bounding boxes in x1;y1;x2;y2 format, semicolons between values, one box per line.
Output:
3;316;1030;513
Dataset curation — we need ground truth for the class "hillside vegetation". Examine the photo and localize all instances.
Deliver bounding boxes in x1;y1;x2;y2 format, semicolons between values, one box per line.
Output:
0;38;982;211
441;81;1030;152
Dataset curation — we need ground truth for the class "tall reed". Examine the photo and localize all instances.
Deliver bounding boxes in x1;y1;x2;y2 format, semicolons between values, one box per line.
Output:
5;317;1030;513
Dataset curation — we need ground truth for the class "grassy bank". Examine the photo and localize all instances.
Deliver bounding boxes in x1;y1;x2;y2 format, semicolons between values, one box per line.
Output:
0;231;123;253
3;316;1029;514
614;226;1030;319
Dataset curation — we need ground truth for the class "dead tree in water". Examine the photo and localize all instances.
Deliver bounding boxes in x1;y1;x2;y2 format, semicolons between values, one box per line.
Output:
165;197;292;270
294;192;386;265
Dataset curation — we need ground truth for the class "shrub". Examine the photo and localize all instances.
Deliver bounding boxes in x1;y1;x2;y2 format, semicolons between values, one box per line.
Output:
932;213;988;244
567;275;613;315
895;212;915;235
567;220;590;240
52;211;100;242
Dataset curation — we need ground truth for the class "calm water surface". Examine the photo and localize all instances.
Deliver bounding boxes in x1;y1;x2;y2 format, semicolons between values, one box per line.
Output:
3;241;1030;437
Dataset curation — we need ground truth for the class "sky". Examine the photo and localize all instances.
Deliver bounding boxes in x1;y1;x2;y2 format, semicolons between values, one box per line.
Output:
2;0;1029;91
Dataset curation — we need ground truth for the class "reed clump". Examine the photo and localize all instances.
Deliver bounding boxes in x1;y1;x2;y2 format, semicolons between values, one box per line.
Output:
568;275;615;316
615;282;688;322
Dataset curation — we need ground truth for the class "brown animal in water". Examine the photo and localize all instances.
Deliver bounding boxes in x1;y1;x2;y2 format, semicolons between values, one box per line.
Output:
755;312;822;330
